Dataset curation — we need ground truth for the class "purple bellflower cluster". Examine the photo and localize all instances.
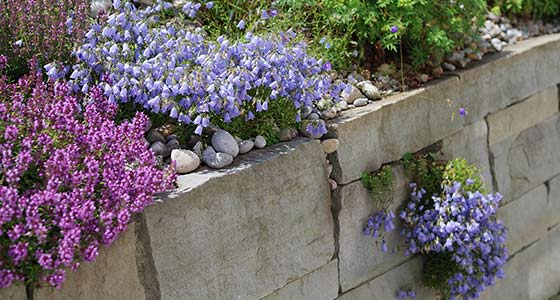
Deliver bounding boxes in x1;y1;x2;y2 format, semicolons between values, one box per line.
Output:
0;64;175;288
363;210;395;252
399;182;508;300
68;0;347;135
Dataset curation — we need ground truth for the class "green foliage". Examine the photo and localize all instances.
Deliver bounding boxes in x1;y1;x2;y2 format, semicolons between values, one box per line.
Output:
443;158;487;194
403;152;445;198
194;0;279;39
403;154;487;198
192;0;487;70
362;165;394;208
492;0;560;18
422;252;462;298
295;0;486;68
212;98;298;145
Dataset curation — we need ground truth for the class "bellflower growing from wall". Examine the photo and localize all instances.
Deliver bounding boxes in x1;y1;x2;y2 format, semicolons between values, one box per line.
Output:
69;1;346;135
0;63;175;288
364;157;507;299
400;181;508;299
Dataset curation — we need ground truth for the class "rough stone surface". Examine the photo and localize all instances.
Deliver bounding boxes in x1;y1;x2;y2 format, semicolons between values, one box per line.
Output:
260;260;338;300
328;34;560;184
35;223;146;300
321;139;340;154
481;227;560;300
336;164;412;292
0;285;26;300
546;174;560;227
491;115;560;201
212;130;239;157
487;85;559;145
498;185;559;254
144;140;334;300
337;257;438;300
441;120;493;191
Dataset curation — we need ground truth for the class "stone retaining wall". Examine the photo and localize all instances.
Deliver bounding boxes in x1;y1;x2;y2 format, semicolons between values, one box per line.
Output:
3;33;559;300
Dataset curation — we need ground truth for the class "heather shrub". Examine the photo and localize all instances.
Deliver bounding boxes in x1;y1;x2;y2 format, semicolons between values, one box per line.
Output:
69;1;345;137
0;61;175;288
0;0;90;80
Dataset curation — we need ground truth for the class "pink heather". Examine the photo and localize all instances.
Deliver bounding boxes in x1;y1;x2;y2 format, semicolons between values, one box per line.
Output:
0;67;176;288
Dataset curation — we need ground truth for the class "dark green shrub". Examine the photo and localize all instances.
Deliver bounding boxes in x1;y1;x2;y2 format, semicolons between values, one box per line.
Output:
190;0;488;70
492;0;560;18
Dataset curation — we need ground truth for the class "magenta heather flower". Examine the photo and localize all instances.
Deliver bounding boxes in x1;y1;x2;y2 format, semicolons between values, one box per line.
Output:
0;0;89;77
0;55;7;70
0;67;175;288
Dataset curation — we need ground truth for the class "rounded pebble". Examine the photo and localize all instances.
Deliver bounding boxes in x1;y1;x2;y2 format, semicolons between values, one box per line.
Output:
212;130;239;157
321;139;340;154
239;140;255;154
171;149;200;174
354;98;368;107
254;136;267;149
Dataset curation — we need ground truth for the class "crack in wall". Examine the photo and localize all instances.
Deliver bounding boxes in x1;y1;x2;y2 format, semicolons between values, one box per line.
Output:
330;186;343;295
485;117;500;194
134;213;162;300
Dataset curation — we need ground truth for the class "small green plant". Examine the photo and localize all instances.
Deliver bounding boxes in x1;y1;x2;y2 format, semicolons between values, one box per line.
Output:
212;98;298;145
403;152;445;198
362;165;394;207
422;252;462;298
443;158;487;194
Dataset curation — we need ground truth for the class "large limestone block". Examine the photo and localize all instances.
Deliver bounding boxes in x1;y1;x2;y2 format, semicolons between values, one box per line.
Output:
482;227;560;300
336;164;412;292
327;83;467;185
329;34;560;184
337;257;438;300
487;85;559;145
490;115;560;201
35;222;146;300
144;139;335;300
441;120;493;191
498;185;559;254
260;260;339;300
0;285;26;300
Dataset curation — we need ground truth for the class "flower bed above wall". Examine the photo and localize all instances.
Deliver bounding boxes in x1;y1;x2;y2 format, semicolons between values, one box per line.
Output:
1;0;559;297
